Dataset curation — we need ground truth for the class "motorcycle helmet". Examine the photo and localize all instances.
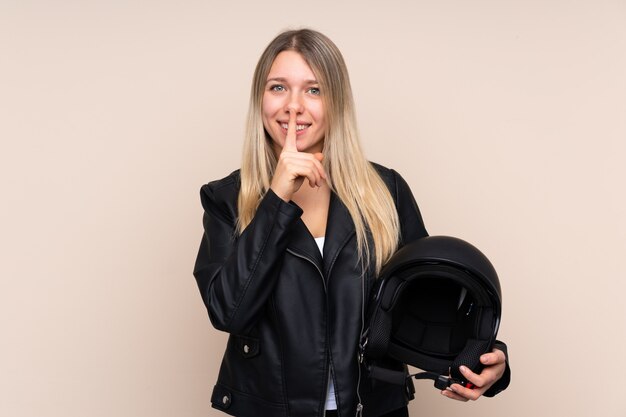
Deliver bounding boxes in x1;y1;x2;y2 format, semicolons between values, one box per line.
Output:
359;235;502;390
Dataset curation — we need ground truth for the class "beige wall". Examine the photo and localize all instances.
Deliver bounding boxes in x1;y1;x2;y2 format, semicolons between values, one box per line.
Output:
2;0;625;416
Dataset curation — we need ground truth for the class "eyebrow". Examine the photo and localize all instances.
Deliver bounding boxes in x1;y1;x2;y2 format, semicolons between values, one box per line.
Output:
266;77;319;85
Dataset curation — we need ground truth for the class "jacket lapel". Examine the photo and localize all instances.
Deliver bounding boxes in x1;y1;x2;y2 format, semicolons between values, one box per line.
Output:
286;219;324;270
323;192;356;276
285;192;357;277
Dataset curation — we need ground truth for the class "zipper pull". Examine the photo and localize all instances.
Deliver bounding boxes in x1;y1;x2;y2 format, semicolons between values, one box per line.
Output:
355;403;363;417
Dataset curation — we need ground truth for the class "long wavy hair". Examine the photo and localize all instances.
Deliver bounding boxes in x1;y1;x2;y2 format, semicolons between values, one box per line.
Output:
237;28;400;274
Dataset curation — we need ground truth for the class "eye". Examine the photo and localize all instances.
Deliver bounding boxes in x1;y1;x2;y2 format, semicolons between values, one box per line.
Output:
307;87;321;96
269;84;285;92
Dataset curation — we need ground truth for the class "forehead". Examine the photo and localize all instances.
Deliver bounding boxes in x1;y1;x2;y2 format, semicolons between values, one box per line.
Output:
267;50;317;82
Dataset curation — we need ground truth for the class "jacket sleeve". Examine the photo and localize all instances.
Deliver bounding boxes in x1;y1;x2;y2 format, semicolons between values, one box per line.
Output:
193;183;303;334
390;169;429;244
483;340;512;397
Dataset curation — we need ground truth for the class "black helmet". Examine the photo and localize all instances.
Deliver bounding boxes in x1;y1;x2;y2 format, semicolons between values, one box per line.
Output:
359;236;502;390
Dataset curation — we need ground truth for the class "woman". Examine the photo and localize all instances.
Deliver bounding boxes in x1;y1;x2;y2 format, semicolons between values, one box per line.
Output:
193;29;510;417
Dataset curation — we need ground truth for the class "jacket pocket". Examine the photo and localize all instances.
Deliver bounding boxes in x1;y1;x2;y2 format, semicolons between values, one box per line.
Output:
233;335;260;358
211;383;287;416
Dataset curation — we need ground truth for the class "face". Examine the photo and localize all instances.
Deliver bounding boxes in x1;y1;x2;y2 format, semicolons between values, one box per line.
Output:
262;50;327;155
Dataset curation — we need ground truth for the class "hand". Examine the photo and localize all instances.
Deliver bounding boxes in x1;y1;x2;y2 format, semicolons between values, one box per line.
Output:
441;348;506;402
270;109;326;202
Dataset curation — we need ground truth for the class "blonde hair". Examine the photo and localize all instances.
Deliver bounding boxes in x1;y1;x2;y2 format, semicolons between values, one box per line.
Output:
238;29;400;274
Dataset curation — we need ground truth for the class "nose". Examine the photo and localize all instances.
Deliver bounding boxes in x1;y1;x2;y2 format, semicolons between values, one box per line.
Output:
285;92;304;114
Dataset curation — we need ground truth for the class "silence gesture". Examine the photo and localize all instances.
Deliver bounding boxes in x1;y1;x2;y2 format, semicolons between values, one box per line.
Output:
270;109;327;202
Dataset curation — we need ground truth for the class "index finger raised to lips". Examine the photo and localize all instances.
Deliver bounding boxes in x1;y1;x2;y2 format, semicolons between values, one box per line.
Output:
283;108;298;153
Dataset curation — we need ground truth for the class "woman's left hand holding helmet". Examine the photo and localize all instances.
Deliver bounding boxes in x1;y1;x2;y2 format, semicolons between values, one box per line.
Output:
441;348;507;401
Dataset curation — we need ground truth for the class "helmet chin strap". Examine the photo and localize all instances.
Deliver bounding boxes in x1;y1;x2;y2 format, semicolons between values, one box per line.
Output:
367;364;475;391
411;370;475;390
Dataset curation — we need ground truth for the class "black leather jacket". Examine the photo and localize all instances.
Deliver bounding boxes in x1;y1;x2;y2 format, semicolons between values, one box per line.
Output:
193;164;509;417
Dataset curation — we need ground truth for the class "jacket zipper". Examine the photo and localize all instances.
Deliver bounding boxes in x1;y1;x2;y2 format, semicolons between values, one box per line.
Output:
286;248;326;291
286;248;332;416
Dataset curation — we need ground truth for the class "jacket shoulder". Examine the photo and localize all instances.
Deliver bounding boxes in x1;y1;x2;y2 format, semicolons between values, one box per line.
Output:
370;161;429;240
370;160;393;179
199;169;241;222
369;161;402;196
203;169;241;192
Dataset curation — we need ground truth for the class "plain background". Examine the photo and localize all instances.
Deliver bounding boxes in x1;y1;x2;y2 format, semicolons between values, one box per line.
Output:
2;0;625;416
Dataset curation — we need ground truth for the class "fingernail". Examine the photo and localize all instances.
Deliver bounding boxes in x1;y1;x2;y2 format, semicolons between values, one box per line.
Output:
460;366;468;373
480;355;489;363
